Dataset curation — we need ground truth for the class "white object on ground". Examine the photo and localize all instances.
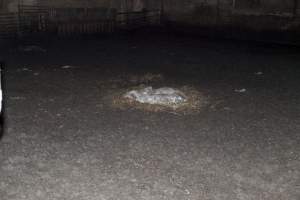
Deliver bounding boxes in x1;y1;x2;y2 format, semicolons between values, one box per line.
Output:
17;67;32;72
21;67;31;71
235;88;247;93
255;71;263;75
20;45;46;53
61;65;74;69
10;96;26;100
124;87;187;107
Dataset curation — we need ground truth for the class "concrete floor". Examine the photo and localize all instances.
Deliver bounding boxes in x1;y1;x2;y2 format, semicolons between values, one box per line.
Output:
0;35;299;200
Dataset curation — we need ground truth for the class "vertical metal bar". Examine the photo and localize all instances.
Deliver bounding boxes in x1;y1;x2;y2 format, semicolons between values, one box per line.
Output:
294;0;298;18
0;0;4;10
112;9;116;32
160;0;165;25
0;60;3;114
216;0;220;25
17;0;22;37
126;12;129;26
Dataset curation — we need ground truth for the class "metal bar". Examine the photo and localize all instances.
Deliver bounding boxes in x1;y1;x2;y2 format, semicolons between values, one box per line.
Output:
294;0;299;17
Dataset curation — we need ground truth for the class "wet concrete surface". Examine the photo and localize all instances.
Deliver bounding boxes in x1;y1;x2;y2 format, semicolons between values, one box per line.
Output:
0;35;299;200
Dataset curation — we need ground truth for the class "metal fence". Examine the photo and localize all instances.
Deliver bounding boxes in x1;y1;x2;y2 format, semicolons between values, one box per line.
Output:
18;4;49;36
0;12;19;39
116;9;161;29
48;7;117;36
0;5;162;39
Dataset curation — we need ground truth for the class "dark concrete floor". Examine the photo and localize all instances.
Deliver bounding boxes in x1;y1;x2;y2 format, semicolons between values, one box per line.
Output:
0;35;299;200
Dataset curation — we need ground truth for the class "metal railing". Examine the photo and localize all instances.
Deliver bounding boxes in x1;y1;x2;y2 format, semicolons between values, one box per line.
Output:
18;5;49;36
116;9;161;29
47;7;117;36
0;12;19;39
0;5;162;39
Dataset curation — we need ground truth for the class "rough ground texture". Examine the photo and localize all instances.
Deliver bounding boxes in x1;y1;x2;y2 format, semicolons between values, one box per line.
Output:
0;34;299;200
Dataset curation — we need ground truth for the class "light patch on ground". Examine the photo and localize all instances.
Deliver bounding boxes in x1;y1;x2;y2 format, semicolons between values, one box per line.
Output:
110;86;207;115
98;73;208;114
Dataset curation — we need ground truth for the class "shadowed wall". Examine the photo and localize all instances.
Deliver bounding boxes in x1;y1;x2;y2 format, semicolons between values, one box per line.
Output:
3;0;300;37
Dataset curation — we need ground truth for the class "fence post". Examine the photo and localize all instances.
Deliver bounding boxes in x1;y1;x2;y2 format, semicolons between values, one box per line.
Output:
160;0;165;25
111;8;117;32
143;8;147;25
17;0;22;38
294;0;298;18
